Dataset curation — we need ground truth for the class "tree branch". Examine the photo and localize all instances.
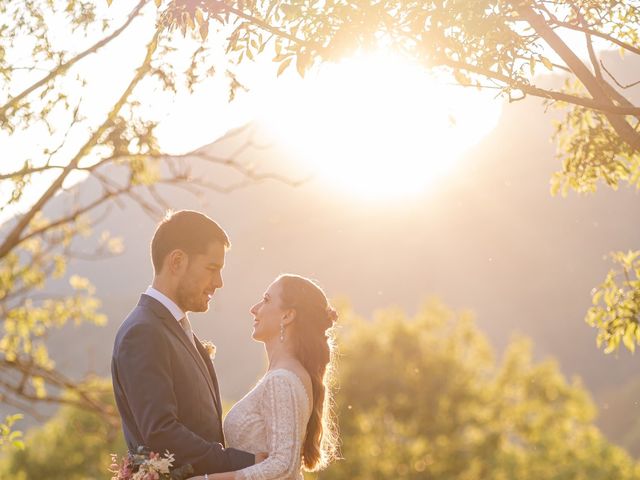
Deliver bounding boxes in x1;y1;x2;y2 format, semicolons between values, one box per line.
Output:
440;58;640;116
0;0;148;121
0;29;161;260
0;164;65;180
0;359;118;422
219;2;316;50
0;391;46;421
509;3;640;150
550;19;640;56
600;61;640;90
574;6;603;84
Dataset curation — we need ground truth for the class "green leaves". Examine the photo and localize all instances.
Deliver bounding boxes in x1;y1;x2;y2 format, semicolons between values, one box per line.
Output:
0;415;24;452
277;56;292;76
327;301;640;480
549;88;640;197
0;209;113;430
539;55;553;71
0;380;125;477
295;49;311;77
586;250;640;354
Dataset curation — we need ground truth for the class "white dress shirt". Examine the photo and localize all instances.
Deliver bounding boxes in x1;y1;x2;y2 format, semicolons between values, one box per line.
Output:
144;286;185;323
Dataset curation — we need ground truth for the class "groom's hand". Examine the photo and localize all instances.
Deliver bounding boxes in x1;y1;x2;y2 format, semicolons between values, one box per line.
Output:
255;452;268;464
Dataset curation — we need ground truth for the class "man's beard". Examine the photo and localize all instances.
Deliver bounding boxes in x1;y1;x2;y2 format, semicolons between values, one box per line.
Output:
176;282;210;313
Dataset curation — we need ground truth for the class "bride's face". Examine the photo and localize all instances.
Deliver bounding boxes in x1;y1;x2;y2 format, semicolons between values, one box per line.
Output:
250;280;287;342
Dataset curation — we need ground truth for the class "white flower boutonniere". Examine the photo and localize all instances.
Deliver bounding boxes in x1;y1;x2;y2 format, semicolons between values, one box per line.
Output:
201;340;216;361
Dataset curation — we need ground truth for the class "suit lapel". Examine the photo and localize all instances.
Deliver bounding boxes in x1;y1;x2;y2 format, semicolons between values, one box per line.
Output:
140;295;220;418
194;335;224;440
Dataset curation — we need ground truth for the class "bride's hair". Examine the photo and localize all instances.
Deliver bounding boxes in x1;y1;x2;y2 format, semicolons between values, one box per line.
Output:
277;274;339;471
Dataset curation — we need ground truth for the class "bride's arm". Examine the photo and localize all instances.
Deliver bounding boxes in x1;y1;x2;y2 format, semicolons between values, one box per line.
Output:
197;453;268;480
230;374;305;480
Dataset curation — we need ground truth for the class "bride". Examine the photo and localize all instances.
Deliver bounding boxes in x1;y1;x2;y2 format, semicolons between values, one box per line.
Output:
196;273;339;480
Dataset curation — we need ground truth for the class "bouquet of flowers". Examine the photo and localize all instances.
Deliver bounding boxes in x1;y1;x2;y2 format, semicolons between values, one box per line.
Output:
110;446;194;480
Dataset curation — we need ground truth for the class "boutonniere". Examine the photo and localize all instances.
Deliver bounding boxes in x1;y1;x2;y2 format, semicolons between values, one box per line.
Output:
201;340;216;361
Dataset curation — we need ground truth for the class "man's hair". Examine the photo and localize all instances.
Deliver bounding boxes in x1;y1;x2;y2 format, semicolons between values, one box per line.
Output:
150;210;230;274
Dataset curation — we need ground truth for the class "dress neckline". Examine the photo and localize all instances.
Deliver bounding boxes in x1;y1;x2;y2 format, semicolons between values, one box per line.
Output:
264;368;313;412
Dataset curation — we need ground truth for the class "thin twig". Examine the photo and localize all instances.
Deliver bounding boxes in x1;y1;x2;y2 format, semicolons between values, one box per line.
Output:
600;61;640;90
0;0;149;119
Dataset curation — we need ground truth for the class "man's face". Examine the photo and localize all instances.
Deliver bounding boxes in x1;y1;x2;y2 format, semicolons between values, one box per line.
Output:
175;241;225;313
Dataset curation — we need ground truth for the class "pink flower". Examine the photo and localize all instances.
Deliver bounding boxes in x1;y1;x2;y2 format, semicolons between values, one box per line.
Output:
119;458;133;479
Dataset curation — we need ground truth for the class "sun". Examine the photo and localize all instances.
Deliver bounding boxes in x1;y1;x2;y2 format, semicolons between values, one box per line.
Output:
256;53;502;200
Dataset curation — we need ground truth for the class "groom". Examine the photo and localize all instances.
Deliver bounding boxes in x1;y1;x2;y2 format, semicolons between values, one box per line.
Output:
111;210;256;476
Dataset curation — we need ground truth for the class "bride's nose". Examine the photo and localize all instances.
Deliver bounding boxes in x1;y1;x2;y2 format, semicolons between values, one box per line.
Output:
250;302;259;315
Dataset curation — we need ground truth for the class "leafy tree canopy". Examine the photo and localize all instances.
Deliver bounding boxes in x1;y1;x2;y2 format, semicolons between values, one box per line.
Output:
0;378;124;480
322;301;640;479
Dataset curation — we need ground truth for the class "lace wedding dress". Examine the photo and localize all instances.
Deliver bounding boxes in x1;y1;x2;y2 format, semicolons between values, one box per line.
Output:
223;369;312;480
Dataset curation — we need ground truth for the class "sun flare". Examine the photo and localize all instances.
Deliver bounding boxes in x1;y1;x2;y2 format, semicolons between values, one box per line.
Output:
257;54;502;200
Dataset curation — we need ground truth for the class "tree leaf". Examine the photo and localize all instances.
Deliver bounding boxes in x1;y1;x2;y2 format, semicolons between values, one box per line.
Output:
195;7;205;26
623;325;636;353
453;70;471;86
199;22;209;41
277;57;292;77
529;56;536;76
296;51;310;77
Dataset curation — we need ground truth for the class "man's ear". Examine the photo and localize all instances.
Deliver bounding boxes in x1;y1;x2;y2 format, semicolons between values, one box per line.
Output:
282;308;297;327
167;249;187;273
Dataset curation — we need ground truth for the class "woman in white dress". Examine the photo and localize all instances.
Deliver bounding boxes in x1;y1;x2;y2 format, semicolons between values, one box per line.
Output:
202;274;339;480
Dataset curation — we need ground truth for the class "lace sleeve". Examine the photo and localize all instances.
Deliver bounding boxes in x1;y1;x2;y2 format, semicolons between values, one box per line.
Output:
236;372;309;480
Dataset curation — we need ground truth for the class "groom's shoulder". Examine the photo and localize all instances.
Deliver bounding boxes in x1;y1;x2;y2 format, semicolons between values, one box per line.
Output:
114;296;164;344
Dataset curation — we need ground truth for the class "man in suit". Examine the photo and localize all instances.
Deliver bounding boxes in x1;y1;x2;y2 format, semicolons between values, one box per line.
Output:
112;210;257;476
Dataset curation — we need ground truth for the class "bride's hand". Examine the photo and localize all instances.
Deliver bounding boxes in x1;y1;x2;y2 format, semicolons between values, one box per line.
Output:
197;472;237;480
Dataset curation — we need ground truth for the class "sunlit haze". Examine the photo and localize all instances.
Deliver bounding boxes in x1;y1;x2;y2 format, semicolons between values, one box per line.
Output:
255;54;503;200
1;3;603;217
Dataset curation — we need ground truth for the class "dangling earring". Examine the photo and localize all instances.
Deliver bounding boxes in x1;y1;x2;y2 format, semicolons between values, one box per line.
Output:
280;322;285;342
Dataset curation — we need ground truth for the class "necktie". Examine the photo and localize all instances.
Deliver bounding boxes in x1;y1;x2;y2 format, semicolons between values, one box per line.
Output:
178;315;197;349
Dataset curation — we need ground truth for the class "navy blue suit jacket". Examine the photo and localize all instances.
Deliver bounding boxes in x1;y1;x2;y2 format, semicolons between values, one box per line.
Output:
111;294;254;475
